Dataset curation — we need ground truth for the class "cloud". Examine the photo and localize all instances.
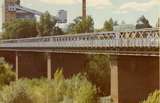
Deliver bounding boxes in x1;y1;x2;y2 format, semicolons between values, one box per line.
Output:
39;0;112;9
118;0;160;13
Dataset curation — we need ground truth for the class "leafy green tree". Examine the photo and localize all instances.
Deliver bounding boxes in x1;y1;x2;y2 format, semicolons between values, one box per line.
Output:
136;15;152;29
0;58;15;88
37;11;63;36
67;16;94;33
103;18;118;31
141;90;160;103
2;19;38;39
85;55;110;96
52;26;64;35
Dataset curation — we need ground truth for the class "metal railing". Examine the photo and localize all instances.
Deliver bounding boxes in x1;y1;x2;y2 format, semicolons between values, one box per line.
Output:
0;28;159;48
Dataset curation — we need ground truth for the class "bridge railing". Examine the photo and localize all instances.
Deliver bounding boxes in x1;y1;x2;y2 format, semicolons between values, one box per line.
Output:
0;28;159;48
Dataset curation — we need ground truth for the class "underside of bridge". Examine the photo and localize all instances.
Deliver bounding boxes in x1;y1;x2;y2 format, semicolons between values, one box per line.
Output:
0;51;87;78
0;50;159;103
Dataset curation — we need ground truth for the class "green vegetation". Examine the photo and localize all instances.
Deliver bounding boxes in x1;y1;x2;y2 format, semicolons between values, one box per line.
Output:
2;11;63;39
141;90;160;103
0;57;15;89
103;18;118;31
85;55;110;96
0;69;97;103
67;16;111;96
136;15;152;29
37;11;64;36
67;16;94;33
2;19;38;39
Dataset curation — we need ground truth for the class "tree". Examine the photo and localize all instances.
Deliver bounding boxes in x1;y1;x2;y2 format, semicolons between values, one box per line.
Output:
85;55;111;96
67;16;111;96
103;18;118;31
16;0;20;5
136;15;152;29
2;19;38;39
37;11;63;36
0;58;15;88
52;26;64;35
67;16;94;33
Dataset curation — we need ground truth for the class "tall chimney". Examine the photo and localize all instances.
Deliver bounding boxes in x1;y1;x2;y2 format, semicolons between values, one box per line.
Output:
82;0;86;18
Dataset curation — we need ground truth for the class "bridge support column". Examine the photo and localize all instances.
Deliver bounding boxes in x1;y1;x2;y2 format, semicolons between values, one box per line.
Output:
47;52;52;80
15;52;19;80
110;55;159;103
110;56;119;103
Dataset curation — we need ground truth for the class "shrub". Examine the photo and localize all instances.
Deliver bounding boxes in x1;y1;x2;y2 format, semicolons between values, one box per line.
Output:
0;79;33;103
65;74;97;103
0;57;15;88
141;90;160;103
0;69;97;103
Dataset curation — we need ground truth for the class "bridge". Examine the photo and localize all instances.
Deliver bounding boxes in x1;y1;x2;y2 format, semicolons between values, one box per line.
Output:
0;28;159;103
0;28;159;56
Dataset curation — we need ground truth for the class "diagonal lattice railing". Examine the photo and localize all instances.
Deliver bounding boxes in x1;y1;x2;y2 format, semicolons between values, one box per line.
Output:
0;28;159;48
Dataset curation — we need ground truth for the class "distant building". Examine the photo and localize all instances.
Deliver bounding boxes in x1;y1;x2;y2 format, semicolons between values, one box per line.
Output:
57;10;67;23
113;24;136;32
156;18;160;27
2;0;39;24
2;0;67;25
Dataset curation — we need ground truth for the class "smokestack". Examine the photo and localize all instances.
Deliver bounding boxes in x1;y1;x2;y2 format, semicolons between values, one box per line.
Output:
82;0;86;18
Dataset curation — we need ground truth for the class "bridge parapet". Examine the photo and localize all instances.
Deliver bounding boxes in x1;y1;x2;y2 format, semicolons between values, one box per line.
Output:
0;28;159;48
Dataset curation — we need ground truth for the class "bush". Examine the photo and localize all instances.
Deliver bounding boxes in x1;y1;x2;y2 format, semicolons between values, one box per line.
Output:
141;90;160;103
0;57;15;88
65;73;97;103
85;54;110;96
0;79;33;103
0;69;97;103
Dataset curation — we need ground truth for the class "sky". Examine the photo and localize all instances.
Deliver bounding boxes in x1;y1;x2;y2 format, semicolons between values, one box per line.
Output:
0;0;160;31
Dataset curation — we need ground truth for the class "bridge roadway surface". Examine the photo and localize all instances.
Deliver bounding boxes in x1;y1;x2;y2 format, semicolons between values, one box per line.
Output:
0;28;159;56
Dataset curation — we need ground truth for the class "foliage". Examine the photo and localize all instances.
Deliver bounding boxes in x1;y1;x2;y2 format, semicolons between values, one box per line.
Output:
0;80;33;103
136;15;152;29
2;19;38;39
103;18;118;31
0;57;15;89
85;55;111;96
65;73;97;103
37;11;63;36
16;0;20;5
0;69;97;103
67;16;94;33
141;90;160;103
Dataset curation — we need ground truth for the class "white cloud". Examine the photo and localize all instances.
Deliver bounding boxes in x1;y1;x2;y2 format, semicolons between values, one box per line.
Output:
39;0;112;8
118;0;160;13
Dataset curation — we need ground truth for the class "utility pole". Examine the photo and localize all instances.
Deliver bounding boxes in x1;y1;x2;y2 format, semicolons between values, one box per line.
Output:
82;0;86;19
